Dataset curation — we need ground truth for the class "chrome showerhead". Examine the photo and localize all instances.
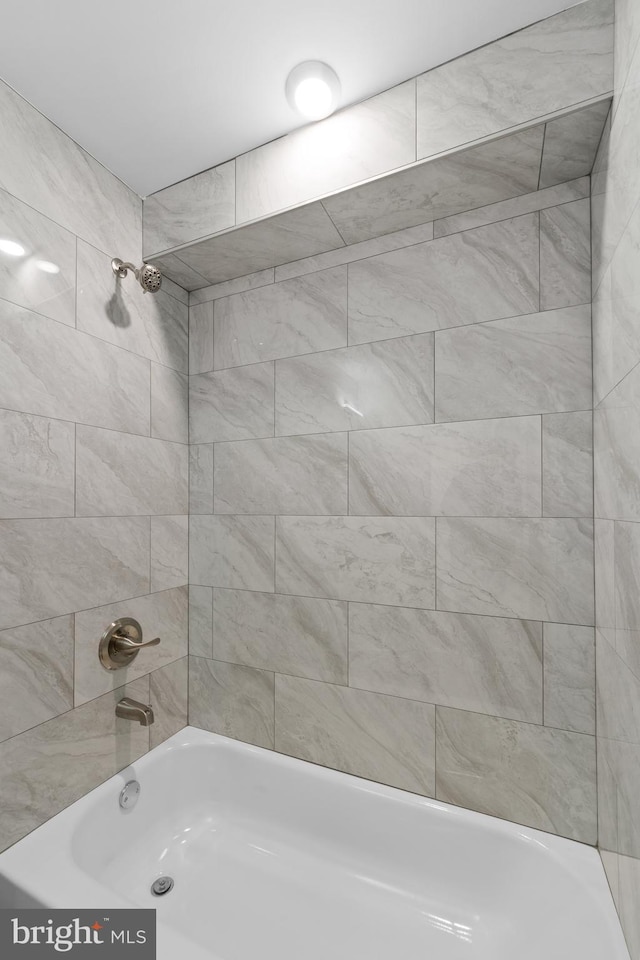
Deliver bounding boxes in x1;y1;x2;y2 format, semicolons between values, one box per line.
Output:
111;257;162;294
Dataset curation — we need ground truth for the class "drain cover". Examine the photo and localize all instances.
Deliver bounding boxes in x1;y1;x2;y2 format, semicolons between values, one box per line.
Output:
151;876;174;896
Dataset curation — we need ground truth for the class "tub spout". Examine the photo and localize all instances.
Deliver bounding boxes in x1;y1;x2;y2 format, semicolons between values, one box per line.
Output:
116;697;154;726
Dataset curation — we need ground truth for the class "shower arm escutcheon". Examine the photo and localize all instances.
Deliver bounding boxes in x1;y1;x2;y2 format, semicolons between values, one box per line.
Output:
99;616;161;671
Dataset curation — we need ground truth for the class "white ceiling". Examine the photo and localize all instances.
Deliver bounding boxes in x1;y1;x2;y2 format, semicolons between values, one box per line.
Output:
0;0;578;197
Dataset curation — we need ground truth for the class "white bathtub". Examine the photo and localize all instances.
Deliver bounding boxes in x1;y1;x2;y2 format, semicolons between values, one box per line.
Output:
0;726;629;959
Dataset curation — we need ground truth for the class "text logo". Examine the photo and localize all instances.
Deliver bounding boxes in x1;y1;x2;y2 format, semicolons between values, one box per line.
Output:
0;910;155;957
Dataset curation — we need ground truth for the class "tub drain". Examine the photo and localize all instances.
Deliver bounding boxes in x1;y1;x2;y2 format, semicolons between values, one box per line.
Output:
151;876;174;896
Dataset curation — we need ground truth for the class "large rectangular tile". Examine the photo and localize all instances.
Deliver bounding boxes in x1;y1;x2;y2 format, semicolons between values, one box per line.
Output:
0;410;74;518
596;629;640;743
189;657;274;749
0;615;73;742
214;266;347;368
542;411;593;518
189;515;275;591
189;585;213;658
323;127;544;245
189;269;274;305
0;300;150;435
75;426;188;517
150;252;210;292
150;657;188;749
435;707;597;843
595;362;640;521
143;160;235;255
189;444;213;514
614;522;640;637
275;334;434;436
177;203;345;286
0;77;141;262
190;362;274;443
434;305;592;422
538;101;612;188
0;677;149;853
0;516;149;630
436;518;594;624
151;363;188;443
188;301;214;374
544;623;595;734
150;515;188;592
416;0;613;159
540;199;591;310
276;516;435;608
213;589;347;684
433;177;590;238
236;82;415;222
0;186;76;326
214;434;348;515
348;215;539;345
77;240;188;373
349;604;542;722
349;418;541;517
275;676;435;796
74;586;188;706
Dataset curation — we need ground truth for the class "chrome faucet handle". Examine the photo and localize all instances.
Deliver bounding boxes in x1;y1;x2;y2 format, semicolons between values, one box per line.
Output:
99;617;162;671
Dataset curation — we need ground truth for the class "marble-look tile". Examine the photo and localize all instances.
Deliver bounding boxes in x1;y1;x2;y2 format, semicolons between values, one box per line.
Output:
597;731;621;853
189;515;275;592
274;223;436;283
437;518;594;624
0;677;149;853
595;364;640;521
610;738;640;860
237;82;416;222
214;266;347;369
595;519;616;630
190;362;274;443
435;305;592;422
348;214;538;345
77;240;188;373
149;253;210;292
189;585;213;658
435;707;597;843
596;629;640;742
161;275;188;306
618;854;640;960
150;515;188;592
349;604;542;722
151;363;188;443
416;0;613;160
538;101;612;188
0;516;149;630
75;426;188;517
214;434;348;516
150;657;188;749
324;127;544;245
542;411;593;517
540;199;591;310
276;516;435;609
349;417;541;517
213;589;347;684
615;0;640;94
275;334;434;436
189;444;214;514
275;676;436;796
0;77;141;262
188;301;214;375
189;657;274;749
0;410;74;518
615;523;640;634
433;177;590;238
0;300;150;435
0;616;73;742
544;623;595;734
74;586;188;706
177;203;345;286
143;160;235;255
0;186;76;326
189;269;275;306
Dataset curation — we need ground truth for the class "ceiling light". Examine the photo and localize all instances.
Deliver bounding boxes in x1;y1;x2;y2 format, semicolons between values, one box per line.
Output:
286;61;341;120
0;238;26;257
35;260;61;274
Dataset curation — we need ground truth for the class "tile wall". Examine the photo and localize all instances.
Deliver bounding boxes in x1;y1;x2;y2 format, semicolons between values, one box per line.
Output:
188;176;597;845
592;0;640;953
0;77;188;853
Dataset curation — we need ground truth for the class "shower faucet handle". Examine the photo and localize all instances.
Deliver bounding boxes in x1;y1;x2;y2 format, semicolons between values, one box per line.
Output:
99;616;162;671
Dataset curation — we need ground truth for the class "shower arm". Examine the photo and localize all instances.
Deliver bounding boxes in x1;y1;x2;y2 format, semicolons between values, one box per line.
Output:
111;258;139;280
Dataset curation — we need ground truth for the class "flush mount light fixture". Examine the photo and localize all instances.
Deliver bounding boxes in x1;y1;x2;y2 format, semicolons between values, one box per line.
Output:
35;259;61;274
0;238;26;257
285;61;341;120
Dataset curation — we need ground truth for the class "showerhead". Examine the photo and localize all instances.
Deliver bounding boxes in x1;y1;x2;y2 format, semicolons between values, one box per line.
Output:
111;257;162;294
